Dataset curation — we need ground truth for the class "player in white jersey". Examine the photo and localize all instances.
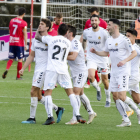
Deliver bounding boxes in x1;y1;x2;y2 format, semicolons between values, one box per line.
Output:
35;23;86;125
83;14;111;107
65;25;97;124
90;19;139;127
19;19;64;124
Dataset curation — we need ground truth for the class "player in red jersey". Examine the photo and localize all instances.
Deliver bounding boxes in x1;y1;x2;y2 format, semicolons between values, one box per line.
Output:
2;7;27;80
80;7;107;88
52;13;63;31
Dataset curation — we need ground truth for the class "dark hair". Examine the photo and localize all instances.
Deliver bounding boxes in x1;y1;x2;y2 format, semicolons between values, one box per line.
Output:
90;14;99;20
58;23;68;36
55;13;63;18
40;18;51;31
47;16;53;22
109;19;120;26
67;25;76;37
126;28;138;37
90;7;99;13
18;7;26;16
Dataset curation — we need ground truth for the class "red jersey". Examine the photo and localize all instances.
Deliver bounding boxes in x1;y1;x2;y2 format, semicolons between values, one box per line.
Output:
52;22;62;31
48;29;57;36
84;18;107;30
9;17;27;46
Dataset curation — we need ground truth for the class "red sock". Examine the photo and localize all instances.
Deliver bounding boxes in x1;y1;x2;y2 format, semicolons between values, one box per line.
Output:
17;62;22;78
95;70;100;82
6;60;13;70
87;79;90;85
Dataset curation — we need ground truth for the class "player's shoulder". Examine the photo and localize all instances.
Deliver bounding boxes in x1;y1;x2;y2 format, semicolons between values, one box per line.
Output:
72;38;81;45
122;34;131;44
99;27;107;33
84;27;92;32
133;43;140;49
21;19;27;25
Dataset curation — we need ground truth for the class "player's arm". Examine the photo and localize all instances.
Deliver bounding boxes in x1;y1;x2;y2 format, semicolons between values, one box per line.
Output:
19;51;35;75
117;50;137;67
23;27;27;51
35;30;42;42
82;39;87;50
67;52;78;60
90;47;109;56
80;34;83;43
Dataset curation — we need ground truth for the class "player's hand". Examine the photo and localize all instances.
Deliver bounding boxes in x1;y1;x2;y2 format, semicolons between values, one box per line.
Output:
24;46;27;51
90;48;96;53
19;68;24;76
117;60;126;67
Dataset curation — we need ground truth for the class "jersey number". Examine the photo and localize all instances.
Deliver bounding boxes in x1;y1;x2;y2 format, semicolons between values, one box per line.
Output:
52;45;67;61
12;24;18;35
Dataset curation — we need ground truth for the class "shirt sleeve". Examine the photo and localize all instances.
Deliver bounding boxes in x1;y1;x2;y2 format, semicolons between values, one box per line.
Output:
42;36;51;44
125;37;135;53
104;40;109;52
31;39;35;51
71;40;81;53
135;45;140;56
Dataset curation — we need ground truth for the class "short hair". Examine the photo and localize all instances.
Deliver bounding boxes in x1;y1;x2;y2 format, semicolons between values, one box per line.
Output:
55;13;63;18
47;16;53;22
58;23;68;36
126;28;138;37
68;25;77;37
90;14;99;20
18;7;26;16
90;7;99;13
40;18;51;31
109;19;120;26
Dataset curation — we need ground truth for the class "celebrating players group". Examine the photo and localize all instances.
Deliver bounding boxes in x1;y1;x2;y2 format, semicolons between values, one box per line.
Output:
3;7;140;127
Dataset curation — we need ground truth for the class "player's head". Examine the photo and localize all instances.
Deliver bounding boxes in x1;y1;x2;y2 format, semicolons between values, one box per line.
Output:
47;16;54;30
58;23;68;36
67;25;76;39
126;28;137;43
54;13;63;25
90;7;99;16
18;7;26;16
38;18;51;33
107;19;120;35
90;14;100;29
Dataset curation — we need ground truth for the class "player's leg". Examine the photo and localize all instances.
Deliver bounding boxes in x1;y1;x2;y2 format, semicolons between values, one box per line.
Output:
101;73;111;107
16;46;24;80
2;46;15;79
22;86;39;124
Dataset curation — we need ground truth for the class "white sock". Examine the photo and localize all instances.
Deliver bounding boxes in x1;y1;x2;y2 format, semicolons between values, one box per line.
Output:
69;94;80;116
72;95;81;121
30;97;38;119
138;103;140;107
45;95;53;118
80;93;94;115
52;104;58;112
124;96;140;115
39;96;45;105
124;103;131;112
91;80;100;91
116;99;130;122
104;88;111;102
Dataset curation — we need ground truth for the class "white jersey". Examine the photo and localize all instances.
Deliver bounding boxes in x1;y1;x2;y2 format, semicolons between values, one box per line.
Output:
68;38;87;73
42;35;71;74
31;38;48;72
105;34;135;76
83;27;109;63
130;43;140;79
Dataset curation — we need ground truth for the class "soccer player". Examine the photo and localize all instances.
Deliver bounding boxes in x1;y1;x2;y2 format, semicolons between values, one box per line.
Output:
90;19;139;127
2;7;27;80
83;14;111;107
35;23;86;125
19;18;64;124
125;28;140;124
52;13;63;31
66;25;97;124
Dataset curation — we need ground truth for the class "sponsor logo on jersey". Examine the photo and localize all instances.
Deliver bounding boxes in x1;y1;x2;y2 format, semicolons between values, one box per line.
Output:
109;49;118;52
89;41;101;45
35;47;48;51
98;36;101;40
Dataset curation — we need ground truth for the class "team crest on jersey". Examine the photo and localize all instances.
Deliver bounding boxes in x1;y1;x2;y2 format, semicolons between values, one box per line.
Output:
115;43;118;46
98;36;101;40
45;44;48;46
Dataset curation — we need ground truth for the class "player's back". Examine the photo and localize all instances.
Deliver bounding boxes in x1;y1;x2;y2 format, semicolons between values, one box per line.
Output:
9;17;27;46
45;35;71;74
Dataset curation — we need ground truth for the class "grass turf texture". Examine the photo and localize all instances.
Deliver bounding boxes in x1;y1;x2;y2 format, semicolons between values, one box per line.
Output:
0;60;140;140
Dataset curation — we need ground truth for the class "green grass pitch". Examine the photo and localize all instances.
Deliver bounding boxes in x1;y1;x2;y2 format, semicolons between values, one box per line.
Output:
0;60;140;140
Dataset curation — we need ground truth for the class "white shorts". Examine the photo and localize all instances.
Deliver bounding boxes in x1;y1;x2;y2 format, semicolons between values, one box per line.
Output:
128;77;140;94
109;75;129;92
71;71;88;88
43;71;73;90
87;60;109;75
32;71;45;88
